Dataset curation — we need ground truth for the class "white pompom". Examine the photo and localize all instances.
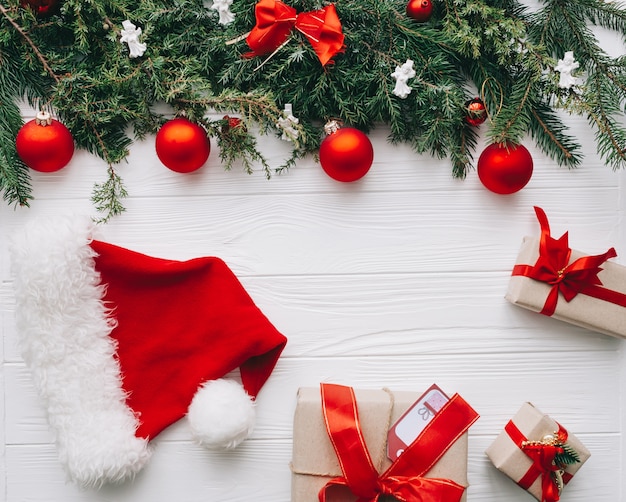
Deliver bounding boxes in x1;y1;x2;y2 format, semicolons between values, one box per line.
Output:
187;379;256;449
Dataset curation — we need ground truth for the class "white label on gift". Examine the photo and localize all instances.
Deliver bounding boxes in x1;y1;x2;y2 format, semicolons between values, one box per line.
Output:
387;384;450;461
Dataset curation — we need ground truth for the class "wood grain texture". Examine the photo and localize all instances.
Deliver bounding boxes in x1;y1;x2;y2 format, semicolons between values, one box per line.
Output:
3;35;626;502
3;433;620;502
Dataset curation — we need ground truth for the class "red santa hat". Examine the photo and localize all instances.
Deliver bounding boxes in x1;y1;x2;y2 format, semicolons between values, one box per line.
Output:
9;215;287;488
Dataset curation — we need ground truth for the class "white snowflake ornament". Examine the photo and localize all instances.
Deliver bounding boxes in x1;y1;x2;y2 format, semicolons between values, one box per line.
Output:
554;51;580;89
210;0;235;25
120;20;147;58
391;59;416;99
277;104;299;142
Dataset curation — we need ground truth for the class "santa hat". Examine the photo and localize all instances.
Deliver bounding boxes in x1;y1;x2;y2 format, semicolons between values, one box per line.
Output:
9;215;287;488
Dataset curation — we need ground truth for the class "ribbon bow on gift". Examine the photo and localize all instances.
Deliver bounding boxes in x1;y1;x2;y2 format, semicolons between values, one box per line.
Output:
319;383;479;502
512;206;626;316
245;0;345;66
505;421;575;502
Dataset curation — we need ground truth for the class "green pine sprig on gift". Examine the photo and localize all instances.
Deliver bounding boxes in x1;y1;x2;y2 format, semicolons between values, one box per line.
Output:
3;0;626;219
555;442;581;467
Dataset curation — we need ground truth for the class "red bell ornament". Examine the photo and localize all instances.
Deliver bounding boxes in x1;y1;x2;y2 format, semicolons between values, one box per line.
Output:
406;0;433;22
155;118;211;173
477;142;533;194
319;123;374;182
15;111;75;173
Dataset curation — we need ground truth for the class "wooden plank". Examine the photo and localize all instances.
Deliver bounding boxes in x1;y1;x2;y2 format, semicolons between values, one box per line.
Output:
4;434;617;502
5;348;620;444
3;271;621;363
1;188;621;280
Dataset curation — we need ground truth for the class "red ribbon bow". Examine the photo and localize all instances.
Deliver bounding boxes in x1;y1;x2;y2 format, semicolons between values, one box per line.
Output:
512;206;626;316
505;421;574;502
245;0;345;66
319;383;479;502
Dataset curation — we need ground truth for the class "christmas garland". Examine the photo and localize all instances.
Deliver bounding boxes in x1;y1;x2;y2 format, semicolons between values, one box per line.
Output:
2;0;626;220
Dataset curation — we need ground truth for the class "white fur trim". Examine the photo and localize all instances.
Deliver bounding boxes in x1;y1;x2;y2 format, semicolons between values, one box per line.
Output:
9;215;151;488
187;379;256;449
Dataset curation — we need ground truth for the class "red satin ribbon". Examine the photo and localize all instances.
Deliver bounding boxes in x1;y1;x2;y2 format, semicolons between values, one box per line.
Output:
505;420;574;502
319;383;479;502
511;206;626;316
245;0;345;66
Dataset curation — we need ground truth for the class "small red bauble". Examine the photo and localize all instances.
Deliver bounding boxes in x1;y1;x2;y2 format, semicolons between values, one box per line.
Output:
155;118;210;173
16;111;75;173
222;115;245;133
20;0;60;16
464;98;487;127
406;0;433;22
319;126;374;182
477;142;533;194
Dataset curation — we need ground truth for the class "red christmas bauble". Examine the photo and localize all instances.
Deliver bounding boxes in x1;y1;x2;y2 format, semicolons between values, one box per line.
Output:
155;118;210;173
477;142;533;194
319;127;374;182
16;112;74;173
20;0;60;16
222;115;245;133
464;98;487;127
406;0;433;22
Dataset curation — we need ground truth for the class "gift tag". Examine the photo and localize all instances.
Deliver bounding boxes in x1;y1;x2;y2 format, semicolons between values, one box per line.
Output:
387;384;450;461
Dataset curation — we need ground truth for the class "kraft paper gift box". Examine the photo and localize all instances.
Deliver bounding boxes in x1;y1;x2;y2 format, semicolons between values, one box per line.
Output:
291;385;479;502
505;206;626;339
485;402;591;501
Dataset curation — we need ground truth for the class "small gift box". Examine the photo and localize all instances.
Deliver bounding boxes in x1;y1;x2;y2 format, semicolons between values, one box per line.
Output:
486;402;591;501
291;384;479;502
506;206;626;338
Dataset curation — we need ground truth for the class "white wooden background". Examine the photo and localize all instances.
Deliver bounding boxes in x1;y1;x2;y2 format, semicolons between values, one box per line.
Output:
2;26;626;502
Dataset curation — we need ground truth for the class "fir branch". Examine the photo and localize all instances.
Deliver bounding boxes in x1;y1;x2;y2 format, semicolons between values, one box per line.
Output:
0;2;60;83
488;73;535;145
216;127;272;178
585;0;626;33
0;130;32;208
4;0;626;217
587;110;626;170
91;164;128;222
0;36;36;206
529;0;603;63
527;1;626;167
529;102;582;167
451;123;478;178
555;442;581;467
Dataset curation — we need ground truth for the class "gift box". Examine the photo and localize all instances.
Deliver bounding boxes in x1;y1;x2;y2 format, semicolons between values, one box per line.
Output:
486;402;591;501
291;384;479;502
505;206;626;339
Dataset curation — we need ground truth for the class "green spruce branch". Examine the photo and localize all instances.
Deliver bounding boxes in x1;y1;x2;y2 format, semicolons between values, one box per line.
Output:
2;0;626;218
555;442;581;467
92;164;128;222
